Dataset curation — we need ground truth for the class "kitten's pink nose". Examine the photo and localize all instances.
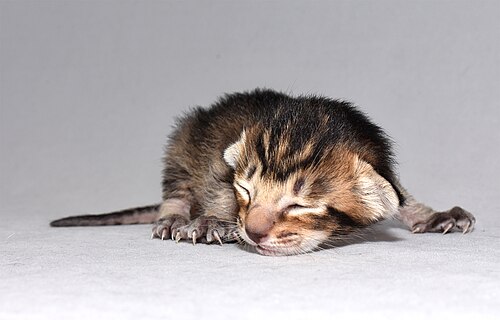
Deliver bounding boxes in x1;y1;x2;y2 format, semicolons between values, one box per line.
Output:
245;206;275;244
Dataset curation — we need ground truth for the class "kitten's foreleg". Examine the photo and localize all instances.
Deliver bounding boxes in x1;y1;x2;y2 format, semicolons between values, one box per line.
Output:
176;186;238;245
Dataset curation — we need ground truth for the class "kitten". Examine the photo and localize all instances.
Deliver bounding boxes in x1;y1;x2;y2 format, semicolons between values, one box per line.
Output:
51;89;475;256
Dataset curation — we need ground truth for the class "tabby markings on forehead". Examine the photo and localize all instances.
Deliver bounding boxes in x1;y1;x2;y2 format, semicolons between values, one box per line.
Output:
246;166;257;180
293;178;305;195
255;135;268;173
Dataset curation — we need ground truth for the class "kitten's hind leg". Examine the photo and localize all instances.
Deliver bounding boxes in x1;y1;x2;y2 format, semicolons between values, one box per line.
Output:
151;198;191;240
396;194;475;234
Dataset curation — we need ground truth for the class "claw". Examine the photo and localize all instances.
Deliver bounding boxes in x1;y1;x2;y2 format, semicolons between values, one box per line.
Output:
161;229;168;240
442;222;454;234
213;230;223;246
175;231;181;243
150;232;155;240
462;221;471;234
412;226;423;233
192;230;197;245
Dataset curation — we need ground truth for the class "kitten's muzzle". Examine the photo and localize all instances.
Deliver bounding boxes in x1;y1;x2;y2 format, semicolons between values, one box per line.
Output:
244;205;276;244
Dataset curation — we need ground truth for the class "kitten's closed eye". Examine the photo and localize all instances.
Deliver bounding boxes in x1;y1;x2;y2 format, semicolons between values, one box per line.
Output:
234;183;251;202
286;204;306;211
285;205;325;216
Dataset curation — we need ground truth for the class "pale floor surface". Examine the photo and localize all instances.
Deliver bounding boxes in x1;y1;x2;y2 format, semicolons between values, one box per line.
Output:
1;208;499;320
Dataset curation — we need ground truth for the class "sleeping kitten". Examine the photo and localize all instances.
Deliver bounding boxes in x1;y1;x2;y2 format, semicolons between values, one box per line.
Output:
51;89;475;256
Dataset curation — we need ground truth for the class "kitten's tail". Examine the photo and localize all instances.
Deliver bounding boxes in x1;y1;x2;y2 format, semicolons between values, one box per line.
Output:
50;204;161;227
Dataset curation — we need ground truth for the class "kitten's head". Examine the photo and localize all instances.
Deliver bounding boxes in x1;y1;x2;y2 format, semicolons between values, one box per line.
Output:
223;125;400;256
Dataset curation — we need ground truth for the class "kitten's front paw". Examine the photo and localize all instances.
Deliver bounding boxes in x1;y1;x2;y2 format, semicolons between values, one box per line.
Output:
151;214;189;240
411;206;475;234
176;215;236;245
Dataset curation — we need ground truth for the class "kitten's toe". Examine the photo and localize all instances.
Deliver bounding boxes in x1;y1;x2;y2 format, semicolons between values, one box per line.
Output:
151;214;189;240
177;215;235;245
174;231;182;242
177;218;206;245
411;206;475;234
209;229;223;246
205;218;230;244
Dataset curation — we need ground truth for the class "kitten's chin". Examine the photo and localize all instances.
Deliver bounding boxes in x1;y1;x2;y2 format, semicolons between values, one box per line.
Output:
255;245;289;256
254;243;316;256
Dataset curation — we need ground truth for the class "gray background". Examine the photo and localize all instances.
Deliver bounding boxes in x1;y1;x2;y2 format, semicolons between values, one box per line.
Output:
1;1;499;319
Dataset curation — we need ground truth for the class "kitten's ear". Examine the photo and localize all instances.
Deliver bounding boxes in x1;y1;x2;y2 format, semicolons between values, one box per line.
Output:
353;157;399;223
223;131;246;169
